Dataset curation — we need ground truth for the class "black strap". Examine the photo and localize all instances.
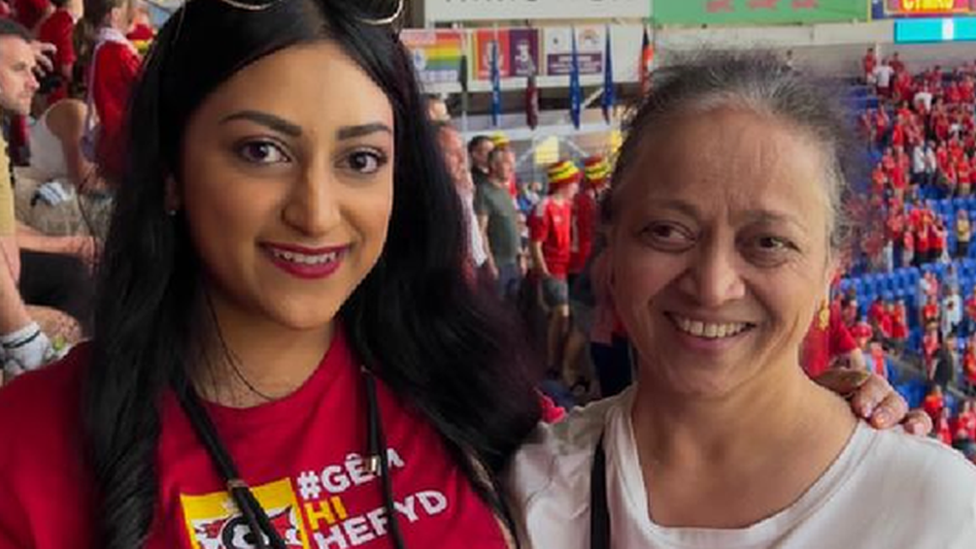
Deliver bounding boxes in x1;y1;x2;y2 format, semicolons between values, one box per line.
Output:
364;371;407;549
590;432;610;549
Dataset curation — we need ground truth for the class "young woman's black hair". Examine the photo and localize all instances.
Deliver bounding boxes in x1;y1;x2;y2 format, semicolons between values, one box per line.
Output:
83;1;542;546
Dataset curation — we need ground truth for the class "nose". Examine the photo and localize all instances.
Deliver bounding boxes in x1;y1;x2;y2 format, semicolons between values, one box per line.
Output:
678;238;746;308
282;161;342;236
27;72;39;92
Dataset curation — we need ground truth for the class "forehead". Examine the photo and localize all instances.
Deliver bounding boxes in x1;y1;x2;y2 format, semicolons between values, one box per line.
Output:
0;37;33;63
194;41;392;133
618;108;830;224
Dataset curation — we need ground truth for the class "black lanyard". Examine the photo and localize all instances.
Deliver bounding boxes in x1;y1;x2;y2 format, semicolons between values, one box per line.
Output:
590;432;611;549
176;368;407;549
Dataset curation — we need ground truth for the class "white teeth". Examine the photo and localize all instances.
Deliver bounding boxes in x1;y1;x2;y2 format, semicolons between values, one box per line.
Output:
271;248;339;265
671;314;749;340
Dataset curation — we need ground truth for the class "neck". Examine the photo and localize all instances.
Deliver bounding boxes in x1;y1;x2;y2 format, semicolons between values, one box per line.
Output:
630;356;853;471
629;356;857;528
194;293;335;408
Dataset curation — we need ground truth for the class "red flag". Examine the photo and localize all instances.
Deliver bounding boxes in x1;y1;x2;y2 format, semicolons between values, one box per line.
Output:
640;26;654;96
526;70;539;129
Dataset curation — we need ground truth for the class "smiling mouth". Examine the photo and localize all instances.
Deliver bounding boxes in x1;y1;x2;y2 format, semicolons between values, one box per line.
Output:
268;248;342;265
666;313;757;340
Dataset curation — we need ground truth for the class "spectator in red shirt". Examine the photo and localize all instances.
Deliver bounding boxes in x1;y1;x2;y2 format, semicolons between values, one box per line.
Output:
35;0;81;105
530;159;580;374
931;218;948;263
937;407;954;445
76;0;139;183
801;300;864;378
863;47;877;82
890;300;909;353
868;297;885;331
13;0;52;32
890;51;905;75
953;400;976;443
924;384;946;425
563;156;610;393
568;156;609;282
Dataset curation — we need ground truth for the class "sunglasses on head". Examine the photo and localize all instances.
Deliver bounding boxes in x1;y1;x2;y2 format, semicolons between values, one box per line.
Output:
215;0;403;26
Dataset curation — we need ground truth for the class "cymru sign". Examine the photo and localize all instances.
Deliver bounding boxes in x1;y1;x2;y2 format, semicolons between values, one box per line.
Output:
873;0;976;18
653;0;868;26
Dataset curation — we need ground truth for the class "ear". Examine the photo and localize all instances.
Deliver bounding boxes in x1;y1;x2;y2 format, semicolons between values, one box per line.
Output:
164;175;181;213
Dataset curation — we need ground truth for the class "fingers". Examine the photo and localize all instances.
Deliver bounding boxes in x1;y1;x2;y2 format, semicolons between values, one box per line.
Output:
849;373;893;419
868;391;909;429
902;410;934;436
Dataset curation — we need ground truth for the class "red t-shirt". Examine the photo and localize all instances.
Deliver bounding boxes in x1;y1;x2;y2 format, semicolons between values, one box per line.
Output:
0;331;508;548
91;40;141;180
529;196;573;279
924;394;945;424
800;304;857;378
891;309;908;339
37;9;75;103
568;190;597;275
13;0;49;29
863;54;876;75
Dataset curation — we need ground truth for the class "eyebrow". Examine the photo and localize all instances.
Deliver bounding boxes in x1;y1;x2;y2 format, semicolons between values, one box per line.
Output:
650;199;807;230
336;123;393;140
221;110;302;137
219;112;392;142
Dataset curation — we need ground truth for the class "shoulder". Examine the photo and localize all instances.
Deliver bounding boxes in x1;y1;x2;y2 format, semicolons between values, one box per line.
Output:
46;100;87;136
506;392;631;548
0;344;91;463
506;392;623;509
862;427;976;506
0;345;94;534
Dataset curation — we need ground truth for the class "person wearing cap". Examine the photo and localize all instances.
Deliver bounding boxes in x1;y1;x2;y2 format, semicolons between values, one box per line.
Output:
530;160;580;374
561;156;612;396
491;133;519;198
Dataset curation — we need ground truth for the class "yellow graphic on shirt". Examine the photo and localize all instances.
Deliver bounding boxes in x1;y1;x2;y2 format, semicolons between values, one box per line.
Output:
180;478;310;549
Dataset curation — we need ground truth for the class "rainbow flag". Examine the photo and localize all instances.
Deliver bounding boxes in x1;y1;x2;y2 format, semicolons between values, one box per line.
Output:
401;30;465;85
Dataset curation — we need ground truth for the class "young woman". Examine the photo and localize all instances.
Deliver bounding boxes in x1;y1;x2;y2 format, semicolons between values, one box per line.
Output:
0;1;540;547
0;5;924;549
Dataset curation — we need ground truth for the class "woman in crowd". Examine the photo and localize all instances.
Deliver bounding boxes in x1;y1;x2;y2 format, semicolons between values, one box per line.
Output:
0;5;926;549
76;0;139;182
509;52;975;548
0;1;540;547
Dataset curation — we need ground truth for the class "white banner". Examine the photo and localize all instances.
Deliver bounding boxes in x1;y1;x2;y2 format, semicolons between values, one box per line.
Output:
424;0;651;22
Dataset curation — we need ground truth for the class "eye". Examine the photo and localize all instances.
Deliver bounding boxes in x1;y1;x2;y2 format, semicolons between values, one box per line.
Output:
236;140;291;165
342;149;388;175
756;236;790;250
640;222;695;251
745;235;798;266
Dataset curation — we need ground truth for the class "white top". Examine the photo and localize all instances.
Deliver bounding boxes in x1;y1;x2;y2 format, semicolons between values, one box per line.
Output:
460;188;488;267
912;146;926;174
915;91;934;113
508;388;976;549
28;109;68;183
874;65;895;88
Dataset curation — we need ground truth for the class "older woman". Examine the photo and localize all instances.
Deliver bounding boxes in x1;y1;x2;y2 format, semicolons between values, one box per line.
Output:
509;53;976;548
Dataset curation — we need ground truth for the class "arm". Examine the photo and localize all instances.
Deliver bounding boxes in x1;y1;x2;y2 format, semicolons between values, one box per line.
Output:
15;223;95;266
47;102;100;192
476;213;498;278
530;240;549;278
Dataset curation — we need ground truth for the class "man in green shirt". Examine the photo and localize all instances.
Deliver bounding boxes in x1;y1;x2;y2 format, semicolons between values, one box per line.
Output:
474;147;523;299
